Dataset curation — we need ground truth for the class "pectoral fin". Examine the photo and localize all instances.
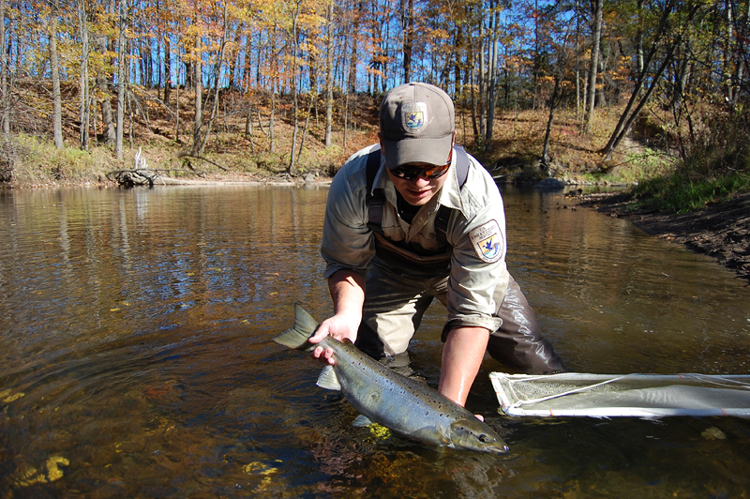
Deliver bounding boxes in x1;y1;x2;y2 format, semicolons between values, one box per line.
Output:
352;415;374;427
316;365;341;391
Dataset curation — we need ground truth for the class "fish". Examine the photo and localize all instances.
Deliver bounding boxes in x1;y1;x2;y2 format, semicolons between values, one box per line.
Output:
273;304;509;454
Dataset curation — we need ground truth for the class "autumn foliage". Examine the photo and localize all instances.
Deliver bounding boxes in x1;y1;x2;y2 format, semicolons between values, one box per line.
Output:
0;0;748;185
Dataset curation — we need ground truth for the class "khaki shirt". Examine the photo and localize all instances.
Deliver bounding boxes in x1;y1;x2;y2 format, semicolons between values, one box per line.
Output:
321;144;508;332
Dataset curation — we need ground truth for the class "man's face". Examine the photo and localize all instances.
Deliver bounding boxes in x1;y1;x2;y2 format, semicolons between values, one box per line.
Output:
380;135;454;207
386;161;450;206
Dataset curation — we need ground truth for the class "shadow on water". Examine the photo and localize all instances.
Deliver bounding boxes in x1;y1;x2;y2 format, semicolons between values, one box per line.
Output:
0;185;749;497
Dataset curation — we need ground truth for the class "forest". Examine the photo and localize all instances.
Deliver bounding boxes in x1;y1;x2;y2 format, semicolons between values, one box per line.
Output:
0;0;749;201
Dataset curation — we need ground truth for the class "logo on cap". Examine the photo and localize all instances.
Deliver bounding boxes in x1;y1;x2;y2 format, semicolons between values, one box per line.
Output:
402;102;428;133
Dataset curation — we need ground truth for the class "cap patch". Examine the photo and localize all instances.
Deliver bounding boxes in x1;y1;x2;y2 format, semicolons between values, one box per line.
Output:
469;220;503;263
402;102;428;133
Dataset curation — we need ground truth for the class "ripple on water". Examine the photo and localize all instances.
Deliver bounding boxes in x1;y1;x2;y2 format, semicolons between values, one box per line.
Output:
1;186;750;497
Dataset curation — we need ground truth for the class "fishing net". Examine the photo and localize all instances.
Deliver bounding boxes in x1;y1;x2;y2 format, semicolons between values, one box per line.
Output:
490;372;750;418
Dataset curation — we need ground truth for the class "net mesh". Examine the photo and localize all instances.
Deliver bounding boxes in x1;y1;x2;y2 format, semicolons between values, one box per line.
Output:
490;373;750;418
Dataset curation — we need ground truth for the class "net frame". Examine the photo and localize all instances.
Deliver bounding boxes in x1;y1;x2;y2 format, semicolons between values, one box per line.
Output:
490;372;750;418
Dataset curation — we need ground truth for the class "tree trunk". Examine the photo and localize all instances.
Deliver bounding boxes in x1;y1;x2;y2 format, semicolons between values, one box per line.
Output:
163;34;171;104
289;1;301;174
95;37;115;146
583;0;603;134
195;3;228;157
470;65;479;144
402;0;413;82
0;0;9;135
601;0;691;159
635;0;645;78
174;76;180;142
541;74;561;171
738;1;750;104
485;2;500;152
191;35;203;156
50;0;63;149
245;100;255;154
574;0;582;120
602;54;672;160
348;7;358;94
115;0;127;159
324;0;334;148
78;0;90;150
478;21;486;148
269;89;275;153
297;91;315;165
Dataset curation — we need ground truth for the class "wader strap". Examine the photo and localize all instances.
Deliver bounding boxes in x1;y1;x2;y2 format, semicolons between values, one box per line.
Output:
433;146;469;245
365;150;384;231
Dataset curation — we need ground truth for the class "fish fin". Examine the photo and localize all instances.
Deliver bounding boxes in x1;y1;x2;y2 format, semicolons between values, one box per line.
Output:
316;365;341;391
273;304;320;351
352;415;374;427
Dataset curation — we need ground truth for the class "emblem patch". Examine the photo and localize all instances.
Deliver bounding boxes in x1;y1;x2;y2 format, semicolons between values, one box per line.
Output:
402;102;428;132
469;220;503;263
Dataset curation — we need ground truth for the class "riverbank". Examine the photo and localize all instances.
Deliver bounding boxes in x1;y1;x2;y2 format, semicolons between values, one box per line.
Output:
578;191;750;285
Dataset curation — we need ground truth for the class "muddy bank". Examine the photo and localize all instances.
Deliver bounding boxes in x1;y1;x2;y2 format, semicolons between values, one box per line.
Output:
578;192;750;285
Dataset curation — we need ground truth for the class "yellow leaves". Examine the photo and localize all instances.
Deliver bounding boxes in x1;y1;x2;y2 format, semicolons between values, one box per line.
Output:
110;300;131;312
14;456;70;488
243;460;281;475
368;422;392;440
46;456;69;481
701;426;727;440
15;466;46;487
243;460;283;492
1;389;25;404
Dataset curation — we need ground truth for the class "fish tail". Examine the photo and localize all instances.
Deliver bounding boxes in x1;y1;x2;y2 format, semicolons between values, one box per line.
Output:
273;304;320;351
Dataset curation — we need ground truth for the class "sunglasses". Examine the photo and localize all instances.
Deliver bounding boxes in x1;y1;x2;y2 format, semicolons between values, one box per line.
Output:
389;151;453;181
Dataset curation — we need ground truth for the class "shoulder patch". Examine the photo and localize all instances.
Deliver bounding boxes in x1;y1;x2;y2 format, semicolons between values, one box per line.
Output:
469;220;503;263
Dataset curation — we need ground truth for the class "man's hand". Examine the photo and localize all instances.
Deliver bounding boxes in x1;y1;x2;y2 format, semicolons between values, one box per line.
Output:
312;269;366;365
309;313;360;365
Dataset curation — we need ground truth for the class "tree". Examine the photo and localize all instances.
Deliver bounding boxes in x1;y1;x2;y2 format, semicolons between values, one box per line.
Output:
401;0;413;82
601;0;703;160
0;0;9;135
2;0;747;180
288;0;302;173
324;0;334;147
78;0;91;150
48;0;64;149
115;0;128;160
583;0;603;134
191;0;231;158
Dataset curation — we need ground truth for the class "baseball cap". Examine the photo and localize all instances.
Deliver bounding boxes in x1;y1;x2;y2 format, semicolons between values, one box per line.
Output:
379;82;455;168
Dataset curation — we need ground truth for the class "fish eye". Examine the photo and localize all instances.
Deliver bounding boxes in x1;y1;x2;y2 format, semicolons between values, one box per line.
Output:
479;434;492;443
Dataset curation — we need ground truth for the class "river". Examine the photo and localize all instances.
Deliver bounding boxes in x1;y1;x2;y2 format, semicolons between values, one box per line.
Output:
0;184;748;498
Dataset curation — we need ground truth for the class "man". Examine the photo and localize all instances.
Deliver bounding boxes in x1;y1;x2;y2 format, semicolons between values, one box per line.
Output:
310;82;564;409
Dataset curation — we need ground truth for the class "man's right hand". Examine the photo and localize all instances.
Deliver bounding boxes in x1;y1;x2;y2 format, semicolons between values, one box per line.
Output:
313;269;366;365
308;312;360;365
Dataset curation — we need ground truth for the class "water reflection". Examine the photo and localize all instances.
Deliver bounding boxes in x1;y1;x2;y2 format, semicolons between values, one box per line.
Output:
0;184;749;497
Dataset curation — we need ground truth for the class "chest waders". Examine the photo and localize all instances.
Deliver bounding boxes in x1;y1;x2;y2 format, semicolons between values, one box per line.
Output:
358;147;567;374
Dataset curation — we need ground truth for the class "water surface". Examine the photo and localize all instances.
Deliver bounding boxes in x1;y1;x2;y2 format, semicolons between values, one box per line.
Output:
0;184;748;498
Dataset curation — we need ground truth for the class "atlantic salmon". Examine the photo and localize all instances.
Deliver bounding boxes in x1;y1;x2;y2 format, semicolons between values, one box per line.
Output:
274;304;509;454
